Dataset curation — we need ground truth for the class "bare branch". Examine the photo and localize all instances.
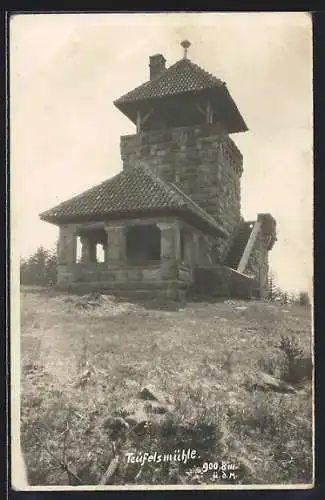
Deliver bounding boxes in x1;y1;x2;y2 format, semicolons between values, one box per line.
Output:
99;456;119;485
32;430;84;485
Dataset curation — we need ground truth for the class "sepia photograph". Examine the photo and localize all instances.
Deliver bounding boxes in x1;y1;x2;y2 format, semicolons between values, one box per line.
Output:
10;12;313;490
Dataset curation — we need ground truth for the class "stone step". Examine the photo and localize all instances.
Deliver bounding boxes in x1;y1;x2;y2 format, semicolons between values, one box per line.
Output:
62;280;189;302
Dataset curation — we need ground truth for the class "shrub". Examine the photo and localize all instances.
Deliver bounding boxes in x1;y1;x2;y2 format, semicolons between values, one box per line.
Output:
257;353;286;378
226;392;313;484
276;335;312;384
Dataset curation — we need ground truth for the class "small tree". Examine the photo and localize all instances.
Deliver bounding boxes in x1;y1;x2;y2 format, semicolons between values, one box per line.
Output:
282;290;289;305
298;291;311;308
29;246;49;285
267;270;282;301
20;246;57;286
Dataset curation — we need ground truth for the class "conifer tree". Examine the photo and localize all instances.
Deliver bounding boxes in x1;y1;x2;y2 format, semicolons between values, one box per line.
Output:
20;246;57;286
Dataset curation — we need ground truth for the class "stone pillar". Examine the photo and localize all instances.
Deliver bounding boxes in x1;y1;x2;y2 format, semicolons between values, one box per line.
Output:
191;231;200;268
57;224;77;286
57;225;77;264
88;240;97;263
57;227;66;265
157;222;180;279
103;244;108;264
80;236;90;263
105;225;126;266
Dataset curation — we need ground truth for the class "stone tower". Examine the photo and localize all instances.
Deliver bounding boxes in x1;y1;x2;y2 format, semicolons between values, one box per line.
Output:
40;40;276;300
114;41;248;262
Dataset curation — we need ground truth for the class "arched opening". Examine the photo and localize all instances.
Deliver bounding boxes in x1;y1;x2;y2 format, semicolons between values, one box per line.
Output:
126;225;161;265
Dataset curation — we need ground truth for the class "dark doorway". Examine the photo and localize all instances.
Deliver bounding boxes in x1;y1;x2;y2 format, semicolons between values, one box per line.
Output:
126;225;161;265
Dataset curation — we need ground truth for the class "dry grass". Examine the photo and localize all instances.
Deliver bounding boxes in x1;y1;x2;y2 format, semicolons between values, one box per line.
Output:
19;286;313;486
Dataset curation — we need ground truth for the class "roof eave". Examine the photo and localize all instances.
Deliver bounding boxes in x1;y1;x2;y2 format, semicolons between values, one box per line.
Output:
219;85;249;133
39;214;61;226
40;207;228;239
39;208;182;226
114;90;249;134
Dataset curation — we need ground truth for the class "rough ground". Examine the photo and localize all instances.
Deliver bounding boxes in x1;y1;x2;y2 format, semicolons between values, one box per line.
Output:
20;286;313;487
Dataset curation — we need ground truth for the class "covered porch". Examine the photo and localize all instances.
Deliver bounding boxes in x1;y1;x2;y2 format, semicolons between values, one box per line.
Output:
56;217;196;299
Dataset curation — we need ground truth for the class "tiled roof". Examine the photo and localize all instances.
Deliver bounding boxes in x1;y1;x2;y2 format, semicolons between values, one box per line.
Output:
39;165;227;237
114;58;224;105
114;57;248;134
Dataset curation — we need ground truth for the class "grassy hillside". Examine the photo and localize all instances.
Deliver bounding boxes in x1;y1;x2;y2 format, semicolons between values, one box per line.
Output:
19;286;313;487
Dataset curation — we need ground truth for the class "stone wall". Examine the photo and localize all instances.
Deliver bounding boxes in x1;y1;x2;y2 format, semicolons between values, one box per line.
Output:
244;230;269;298
179;221;226;267
191;265;257;299
120;124;243;242
73;263;162;283
68;280;188;302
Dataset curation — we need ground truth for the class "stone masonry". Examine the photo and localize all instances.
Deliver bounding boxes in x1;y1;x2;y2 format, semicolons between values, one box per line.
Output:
244;214;276;298
121;123;243;263
245;229;269;298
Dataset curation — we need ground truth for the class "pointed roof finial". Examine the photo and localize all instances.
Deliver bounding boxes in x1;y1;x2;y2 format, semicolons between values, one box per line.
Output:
181;40;191;59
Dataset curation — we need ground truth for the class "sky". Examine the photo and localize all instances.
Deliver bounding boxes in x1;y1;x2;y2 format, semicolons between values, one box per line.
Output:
10;12;313;294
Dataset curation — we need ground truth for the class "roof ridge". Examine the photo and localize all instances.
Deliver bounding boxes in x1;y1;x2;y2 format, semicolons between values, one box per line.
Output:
39;172;124;217
184;58;225;87
114;57;224;105
170;181;214;220
113;59;181;103
40;164;162;216
134;162;186;209
135;167;227;235
168;181;227;235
